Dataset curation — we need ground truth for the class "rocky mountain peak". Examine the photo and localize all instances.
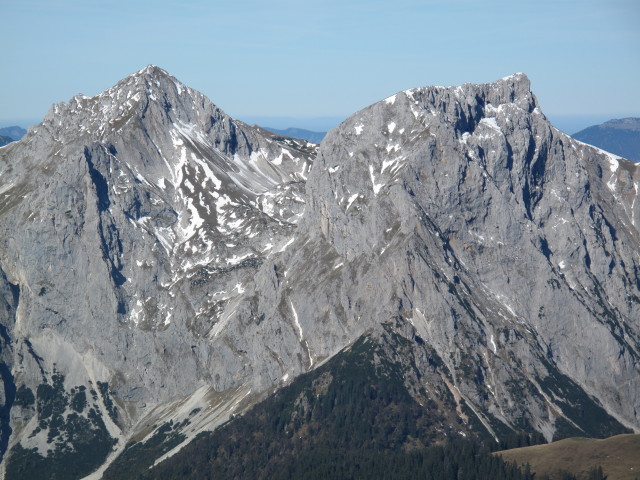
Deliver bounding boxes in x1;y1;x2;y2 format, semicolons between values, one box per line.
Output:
37;64;207;147
107;64;178;94
132;64;173;80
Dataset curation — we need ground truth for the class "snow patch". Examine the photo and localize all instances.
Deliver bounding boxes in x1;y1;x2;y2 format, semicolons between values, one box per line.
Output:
385;144;400;154
192;154;222;190
346;194;359;211
181;199;203;240
381;156;403;173
227;252;253;266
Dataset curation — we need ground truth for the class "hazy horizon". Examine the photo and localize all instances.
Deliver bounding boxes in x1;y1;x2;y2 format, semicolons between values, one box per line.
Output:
1;112;635;138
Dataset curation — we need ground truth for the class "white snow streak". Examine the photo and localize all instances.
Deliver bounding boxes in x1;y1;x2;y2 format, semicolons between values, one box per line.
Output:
490;335;497;354
276;237;295;253
290;300;314;367
369;165;384;195
290;300;303;341
346;194;359;211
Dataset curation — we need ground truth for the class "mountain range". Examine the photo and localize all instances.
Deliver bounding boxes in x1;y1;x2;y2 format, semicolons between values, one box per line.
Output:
0;67;638;479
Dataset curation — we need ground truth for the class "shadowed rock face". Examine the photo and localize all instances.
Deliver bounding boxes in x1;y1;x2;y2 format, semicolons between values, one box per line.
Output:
0;68;638;476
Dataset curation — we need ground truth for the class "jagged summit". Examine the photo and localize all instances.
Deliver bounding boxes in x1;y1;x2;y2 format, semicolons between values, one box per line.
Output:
396;72;533;108
38;65;206;141
25;65;312;197
308;73;545;251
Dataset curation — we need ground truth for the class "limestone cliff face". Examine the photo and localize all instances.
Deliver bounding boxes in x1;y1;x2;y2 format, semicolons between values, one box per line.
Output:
0;69;638;478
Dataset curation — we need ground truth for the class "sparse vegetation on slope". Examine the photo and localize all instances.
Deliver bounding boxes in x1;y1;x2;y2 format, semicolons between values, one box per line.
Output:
495;434;640;480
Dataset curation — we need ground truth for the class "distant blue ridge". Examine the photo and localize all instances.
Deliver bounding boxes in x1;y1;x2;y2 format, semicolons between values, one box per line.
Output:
0;126;27;142
262;127;326;144
571;117;640;163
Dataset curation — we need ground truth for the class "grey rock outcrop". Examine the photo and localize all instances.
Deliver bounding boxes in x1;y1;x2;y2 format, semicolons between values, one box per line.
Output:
0;68;638;478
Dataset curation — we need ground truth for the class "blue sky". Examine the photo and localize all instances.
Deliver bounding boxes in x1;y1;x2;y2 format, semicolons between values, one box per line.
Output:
1;0;638;132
